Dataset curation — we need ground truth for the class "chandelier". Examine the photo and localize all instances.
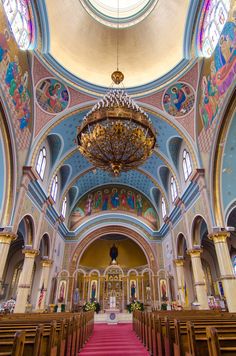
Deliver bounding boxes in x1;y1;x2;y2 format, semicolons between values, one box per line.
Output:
77;1;156;176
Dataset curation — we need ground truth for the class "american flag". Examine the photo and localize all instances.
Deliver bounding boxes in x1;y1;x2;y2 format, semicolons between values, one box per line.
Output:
38;283;45;308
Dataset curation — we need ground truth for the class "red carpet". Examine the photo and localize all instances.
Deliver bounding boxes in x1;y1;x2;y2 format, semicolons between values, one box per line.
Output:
79;323;149;355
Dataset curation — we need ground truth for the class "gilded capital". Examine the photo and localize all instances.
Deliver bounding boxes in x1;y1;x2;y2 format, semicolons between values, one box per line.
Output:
208;231;230;243
23;249;39;258
187;249;203;257
174;259;184;267
41;259;53;267
0;232;17;244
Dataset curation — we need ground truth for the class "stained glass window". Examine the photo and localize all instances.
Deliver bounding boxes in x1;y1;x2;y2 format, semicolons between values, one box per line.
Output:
161;197;167;218
183;149;192;181
51;175;58;202
36;147;46;180
233;256;236;275
3;0;34;50
170;176;177;203
198;0;230;58
61;197;67;218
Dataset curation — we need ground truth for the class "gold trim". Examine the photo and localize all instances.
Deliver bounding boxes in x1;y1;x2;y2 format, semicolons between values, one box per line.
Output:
174;259;184;267
208;231;230;243
213;91;236;226
23;249;39;258
0;104;14;226
41;259;53;267
0;232;16;244
187;249;202;257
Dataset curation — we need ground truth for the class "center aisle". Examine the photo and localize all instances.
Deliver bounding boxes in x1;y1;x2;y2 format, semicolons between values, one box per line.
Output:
79;323;149;355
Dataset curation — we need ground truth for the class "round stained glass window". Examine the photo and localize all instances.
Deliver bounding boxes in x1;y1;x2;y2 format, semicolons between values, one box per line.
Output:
2;0;35;50
80;0;158;28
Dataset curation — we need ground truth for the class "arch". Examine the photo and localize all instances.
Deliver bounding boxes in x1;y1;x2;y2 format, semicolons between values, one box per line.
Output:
88;269;101;277
0;102;16;227
127;269;139;276
191;215;209;247
72;268;86;277
167;136;183;170
39;233;50;258
176;233;188;258
103;264;124;277
69;225;158;276
57;269;70;277
17;215;36;246
141;267;154;276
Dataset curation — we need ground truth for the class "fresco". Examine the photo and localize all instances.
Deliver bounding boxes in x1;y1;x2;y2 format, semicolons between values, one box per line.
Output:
162;82;195;117
69;185;159;230
36;78;69;114
199;12;236;130
0;27;31;130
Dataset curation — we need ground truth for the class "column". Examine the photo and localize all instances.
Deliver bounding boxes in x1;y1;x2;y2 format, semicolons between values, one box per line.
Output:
174;259;185;306
35;259;53;311
209;232;236;312
14;249;39;313
0;232;16;284
188;249;209;309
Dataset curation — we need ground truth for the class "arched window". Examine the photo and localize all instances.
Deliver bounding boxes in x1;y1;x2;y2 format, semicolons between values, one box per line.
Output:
183;149;192;181
161;197;167;218
61;197;67;218
50;175;58;202
3;0;35;50
198;0;230;58
170;176;177;203
36;147;47;180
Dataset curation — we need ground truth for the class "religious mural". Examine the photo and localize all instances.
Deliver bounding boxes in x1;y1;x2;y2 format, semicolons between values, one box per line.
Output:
162;82;195;117
69;185;159;230
36;78;69;114
198;7;236;131
0;23;31;131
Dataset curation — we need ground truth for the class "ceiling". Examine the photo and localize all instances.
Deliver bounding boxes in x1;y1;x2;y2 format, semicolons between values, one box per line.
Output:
43;0;191;88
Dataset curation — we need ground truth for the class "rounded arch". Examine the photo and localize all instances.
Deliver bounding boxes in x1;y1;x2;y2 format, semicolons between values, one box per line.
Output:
0;102;17;227
141;267;154;276
17;215;36;246
88;269;101;277
176;233;188;258
191;215;209;247
127;268;139;276
69;225;158;275
39;233;50;258
103;264;124;277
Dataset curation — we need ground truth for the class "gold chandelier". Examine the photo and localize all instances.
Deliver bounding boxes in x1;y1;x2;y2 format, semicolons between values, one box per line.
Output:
77;73;156;176
77;1;156;176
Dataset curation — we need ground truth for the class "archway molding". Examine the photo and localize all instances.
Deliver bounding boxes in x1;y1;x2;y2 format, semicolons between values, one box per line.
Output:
69;225;158;275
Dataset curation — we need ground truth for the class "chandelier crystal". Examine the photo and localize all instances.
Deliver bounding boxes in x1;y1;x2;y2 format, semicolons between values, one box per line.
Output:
77;72;156;176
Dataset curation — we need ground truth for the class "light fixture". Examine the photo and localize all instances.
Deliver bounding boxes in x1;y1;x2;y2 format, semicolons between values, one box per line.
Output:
77;0;156;176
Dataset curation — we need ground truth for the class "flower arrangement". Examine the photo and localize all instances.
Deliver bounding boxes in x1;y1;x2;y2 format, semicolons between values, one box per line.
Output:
83;301;100;314
127;301;144;313
0;299;16;313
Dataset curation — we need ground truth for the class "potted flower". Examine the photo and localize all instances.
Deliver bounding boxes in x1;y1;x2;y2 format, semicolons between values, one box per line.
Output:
127;301;144;313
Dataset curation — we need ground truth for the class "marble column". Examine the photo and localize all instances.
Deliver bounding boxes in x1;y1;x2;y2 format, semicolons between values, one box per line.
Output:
209;232;236;312
0;232;16;284
35;259;53;311
188;249;209;309
14;249;39;313
174;259;185;306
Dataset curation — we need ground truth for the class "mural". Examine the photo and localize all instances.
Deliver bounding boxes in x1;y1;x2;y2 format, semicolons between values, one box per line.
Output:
162;82;195;117
36;78;69;114
69;185;159;230
199;11;236;130
0;27;31;130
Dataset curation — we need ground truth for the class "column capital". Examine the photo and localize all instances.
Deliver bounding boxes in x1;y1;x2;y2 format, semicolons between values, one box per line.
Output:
41;258;53;267
187;248;203;257
0;232;17;244
208;231;230;243
23;249;39;258
174;258;184;267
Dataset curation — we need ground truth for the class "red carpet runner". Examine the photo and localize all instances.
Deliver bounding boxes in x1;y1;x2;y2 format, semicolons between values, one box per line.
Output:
79;323;149;355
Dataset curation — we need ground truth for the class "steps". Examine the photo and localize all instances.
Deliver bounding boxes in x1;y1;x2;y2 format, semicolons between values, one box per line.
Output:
79;323;149;355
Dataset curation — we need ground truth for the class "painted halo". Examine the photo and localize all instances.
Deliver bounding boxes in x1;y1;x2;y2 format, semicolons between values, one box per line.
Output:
162;82;195;118
36;78;69;114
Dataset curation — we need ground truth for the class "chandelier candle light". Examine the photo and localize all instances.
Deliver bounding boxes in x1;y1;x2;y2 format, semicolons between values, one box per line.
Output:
77;0;156;176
